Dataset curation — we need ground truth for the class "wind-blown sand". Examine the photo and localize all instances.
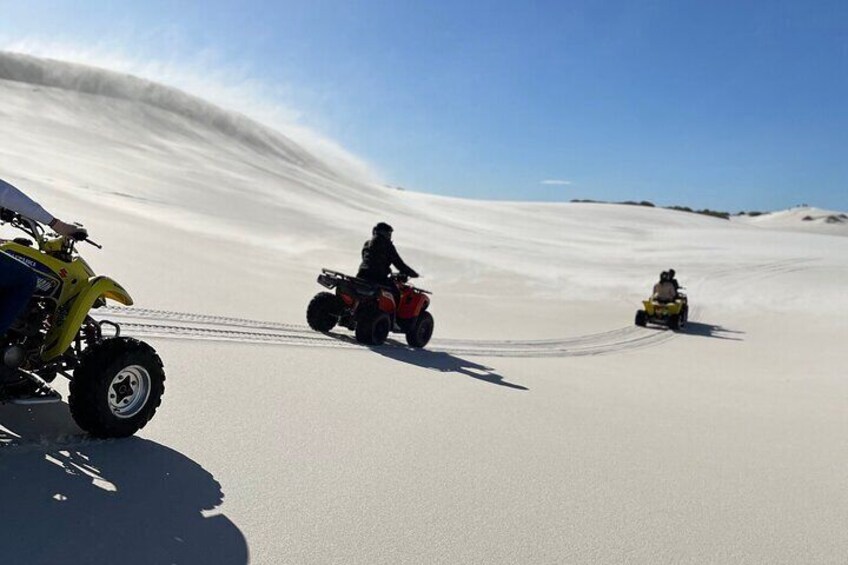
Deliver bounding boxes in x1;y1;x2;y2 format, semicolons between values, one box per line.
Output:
1;52;846;564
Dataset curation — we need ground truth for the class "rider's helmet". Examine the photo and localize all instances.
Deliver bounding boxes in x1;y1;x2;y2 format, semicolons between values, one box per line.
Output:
668;268;676;279
373;222;393;240
660;271;670;282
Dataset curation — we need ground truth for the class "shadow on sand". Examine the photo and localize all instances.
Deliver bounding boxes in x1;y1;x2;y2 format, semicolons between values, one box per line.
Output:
684;322;745;341
325;330;527;390
373;344;528;391
0;403;248;565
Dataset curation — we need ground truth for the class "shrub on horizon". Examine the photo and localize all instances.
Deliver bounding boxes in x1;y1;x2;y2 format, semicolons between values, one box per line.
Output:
697;209;731;220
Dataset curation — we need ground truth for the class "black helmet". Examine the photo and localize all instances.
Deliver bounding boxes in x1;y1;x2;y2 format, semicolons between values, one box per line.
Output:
660;271;670;282
373;222;393;239
668;269;676;278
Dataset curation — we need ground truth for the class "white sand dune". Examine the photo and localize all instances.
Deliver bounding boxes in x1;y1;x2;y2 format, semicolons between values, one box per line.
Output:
1;52;846;564
733;206;848;237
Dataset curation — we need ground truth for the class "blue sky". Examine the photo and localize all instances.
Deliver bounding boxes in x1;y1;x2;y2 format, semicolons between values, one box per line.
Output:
1;0;846;211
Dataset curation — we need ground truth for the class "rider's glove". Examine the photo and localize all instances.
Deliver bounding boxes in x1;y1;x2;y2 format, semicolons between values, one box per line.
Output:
50;219;88;240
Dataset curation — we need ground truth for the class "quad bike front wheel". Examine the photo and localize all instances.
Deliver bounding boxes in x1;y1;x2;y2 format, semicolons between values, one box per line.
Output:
635;310;648;327
355;309;392;345
406;311;434;348
69;337;165;438
307;292;345;332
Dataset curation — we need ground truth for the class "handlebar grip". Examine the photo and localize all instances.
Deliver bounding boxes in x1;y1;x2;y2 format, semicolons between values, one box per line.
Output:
70;229;89;241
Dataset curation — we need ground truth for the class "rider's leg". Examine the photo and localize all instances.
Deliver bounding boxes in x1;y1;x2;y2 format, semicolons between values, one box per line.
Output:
363;275;400;309
378;277;401;308
0;253;37;336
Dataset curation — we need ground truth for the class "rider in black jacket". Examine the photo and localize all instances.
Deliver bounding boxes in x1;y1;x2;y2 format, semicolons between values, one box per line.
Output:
357;222;418;285
668;268;681;295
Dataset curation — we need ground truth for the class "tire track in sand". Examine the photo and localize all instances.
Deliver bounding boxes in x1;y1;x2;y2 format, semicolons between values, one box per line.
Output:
103;254;813;358
97;306;679;358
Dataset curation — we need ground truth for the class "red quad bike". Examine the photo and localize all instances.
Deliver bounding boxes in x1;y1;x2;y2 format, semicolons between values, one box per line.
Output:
307;269;434;348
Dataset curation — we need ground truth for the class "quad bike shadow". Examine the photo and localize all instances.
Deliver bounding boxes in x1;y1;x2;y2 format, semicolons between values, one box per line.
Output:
324;331;527;391
636;318;744;342
682;322;745;341
373;346;529;391
0;404;248;565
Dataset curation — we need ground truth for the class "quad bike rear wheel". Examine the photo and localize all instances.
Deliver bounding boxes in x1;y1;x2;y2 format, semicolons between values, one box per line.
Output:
307;292;345;332
69;337;165;438
355;309;391;345
635;310;648;327
668;313;681;331
406;311;434;348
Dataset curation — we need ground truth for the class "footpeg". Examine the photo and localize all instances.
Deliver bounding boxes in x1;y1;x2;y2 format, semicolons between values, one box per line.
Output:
3;368;63;405
8;389;62;405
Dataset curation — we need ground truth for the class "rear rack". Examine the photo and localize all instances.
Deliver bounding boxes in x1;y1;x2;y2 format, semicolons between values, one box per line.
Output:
318;268;432;295
318;269;377;296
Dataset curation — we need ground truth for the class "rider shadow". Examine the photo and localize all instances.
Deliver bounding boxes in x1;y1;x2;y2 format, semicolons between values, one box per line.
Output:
323;331;527;390
685;322;745;341
372;344;529;391
0;403;249;565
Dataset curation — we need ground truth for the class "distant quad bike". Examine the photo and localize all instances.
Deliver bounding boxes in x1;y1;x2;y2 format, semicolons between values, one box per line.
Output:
635;292;689;331
0;210;165;438
307;269;434;348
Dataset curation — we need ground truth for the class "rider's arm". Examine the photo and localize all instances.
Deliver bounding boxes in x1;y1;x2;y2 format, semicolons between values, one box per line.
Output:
0;178;55;225
0;178;85;238
389;242;419;278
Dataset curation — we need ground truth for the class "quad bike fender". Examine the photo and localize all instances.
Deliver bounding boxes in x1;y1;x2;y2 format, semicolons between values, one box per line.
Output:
643;299;683;317
337;289;357;307
398;292;429;320
42;276;133;360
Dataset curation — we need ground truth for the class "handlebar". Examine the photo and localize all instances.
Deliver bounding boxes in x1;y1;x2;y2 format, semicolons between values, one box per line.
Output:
390;272;431;294
0;208;99;254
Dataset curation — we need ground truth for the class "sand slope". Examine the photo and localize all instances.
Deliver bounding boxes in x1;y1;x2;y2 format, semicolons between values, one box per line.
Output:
1;53;846;564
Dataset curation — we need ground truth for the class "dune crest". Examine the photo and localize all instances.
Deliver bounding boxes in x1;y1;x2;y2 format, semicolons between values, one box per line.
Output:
0;51;348;180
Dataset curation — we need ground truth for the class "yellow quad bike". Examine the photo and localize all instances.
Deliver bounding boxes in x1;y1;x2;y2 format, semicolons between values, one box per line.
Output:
635;292;689;331
0;210;164;438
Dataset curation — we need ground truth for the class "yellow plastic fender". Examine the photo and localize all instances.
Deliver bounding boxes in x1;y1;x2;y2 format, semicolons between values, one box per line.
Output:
42;276;134;360
642;299;684;317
